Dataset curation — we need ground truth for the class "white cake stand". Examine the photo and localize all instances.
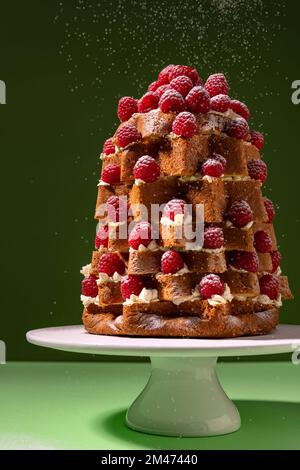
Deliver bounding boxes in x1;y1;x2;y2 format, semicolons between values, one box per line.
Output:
26;324;300;437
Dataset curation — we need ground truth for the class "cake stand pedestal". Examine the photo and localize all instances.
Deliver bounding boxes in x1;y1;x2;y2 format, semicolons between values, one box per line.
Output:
26;324;300;437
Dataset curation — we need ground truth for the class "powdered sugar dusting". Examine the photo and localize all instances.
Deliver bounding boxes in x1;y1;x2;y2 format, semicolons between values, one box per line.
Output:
54;1;286;133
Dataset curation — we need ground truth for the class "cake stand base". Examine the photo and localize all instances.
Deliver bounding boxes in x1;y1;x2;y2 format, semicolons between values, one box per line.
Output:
126;356;240;436
26;324;300;437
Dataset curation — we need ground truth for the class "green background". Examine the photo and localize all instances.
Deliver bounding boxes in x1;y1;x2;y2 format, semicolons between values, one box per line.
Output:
0;0;299;361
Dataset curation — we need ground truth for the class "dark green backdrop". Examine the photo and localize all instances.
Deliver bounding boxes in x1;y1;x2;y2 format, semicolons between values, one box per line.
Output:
1;0;299;360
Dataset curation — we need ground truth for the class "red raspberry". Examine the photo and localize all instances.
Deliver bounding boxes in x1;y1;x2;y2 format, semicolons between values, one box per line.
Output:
254;230;272;253
211;152;227;169
95;225;109;249
107;195;128;223
270;250;281;273
81;275;98;297
168;65;201;85
102;138;115;155
158;64;174;85
172;111;197;138
224;118;249;140
116;124;141;148
199;274;225;299
185;86;210;114
128;221;152;250
148;81;159;92
156;84;171;97
229;251;259;273
159;89;185;113
170;75;193;97
263;198;275;223
251;130;264;150
230;99;250;120
121;275;144;300
98;252;125;277
138;91;159;113
203;227;224;249
227;200;253;228
259;274;279;300
247;159;267;183
210;94;230;113
117;96;138;122
101;164;120;185
133;155;160;183
163;199;186;221
201;158;224;177
161;250;184;274
204;73;229;97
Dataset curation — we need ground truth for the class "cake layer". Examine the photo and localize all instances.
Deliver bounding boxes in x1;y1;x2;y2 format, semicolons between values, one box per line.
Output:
82;307;279;338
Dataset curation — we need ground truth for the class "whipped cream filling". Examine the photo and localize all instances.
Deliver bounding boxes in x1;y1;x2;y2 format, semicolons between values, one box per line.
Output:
161;213;193;227
80;263;91;277
253;294;282;308
178;175;201;183
98;180;110;187
201;247;225;254
80;295;99;307
129;240;159;253
225;220;253;230
172;288;200;306
124;288;159;305
207;283;233;306
135;178;146;186
97;272;123;284
229;265;248;274
222;175;250;181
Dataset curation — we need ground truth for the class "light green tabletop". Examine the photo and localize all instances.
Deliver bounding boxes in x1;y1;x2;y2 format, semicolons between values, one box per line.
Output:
0;361;299;450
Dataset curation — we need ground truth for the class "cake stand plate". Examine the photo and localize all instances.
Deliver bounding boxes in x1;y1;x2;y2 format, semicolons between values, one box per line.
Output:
26;324;300;437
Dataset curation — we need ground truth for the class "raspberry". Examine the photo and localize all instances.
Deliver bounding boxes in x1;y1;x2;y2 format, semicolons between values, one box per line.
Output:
224;117;249;140
229;251;259;273
163;199;186;221
227;200;253;228
133;155;160;183
161;250;184;274
185;86;210;114
95;225;109;249
199;274;225;299
101;164;120;185
201;158;224;177
172;111;197;138
98;252;125;277
81;275;98;297
116;124;141;148
121;275;144;300
128;221;152;250
117;96;138;122
102;138;115;155
158;64;174;85
259;274;279;300
159;89;185;113
263;197;275;223
170;75;193;97
211;152;227;169
148;81;159;92
203;227;224;249
210;94;230;113
254;230;273;253
156;84;171;97
168;65;201;85
270;250;281;273
230;99;250;120
251;130;264;150
107;195;128;223
138;91;159;113
204;73;229;97
247;159;267;183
